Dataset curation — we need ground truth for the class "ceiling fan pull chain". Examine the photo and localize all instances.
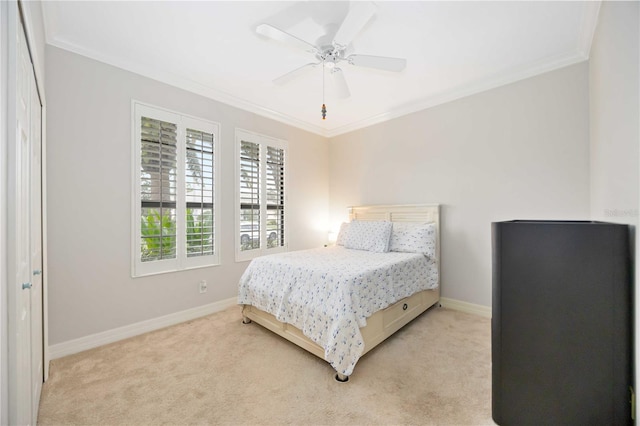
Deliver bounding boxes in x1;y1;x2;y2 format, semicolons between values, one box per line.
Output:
321;59;327;120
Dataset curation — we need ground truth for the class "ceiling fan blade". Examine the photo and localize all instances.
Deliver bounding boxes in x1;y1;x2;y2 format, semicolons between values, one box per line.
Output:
331;68;351;99
273;62;319;86
332;2;377;49
347;54;407;72
256;24;317;53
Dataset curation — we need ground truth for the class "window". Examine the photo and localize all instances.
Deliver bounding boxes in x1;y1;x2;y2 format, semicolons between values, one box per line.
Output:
236;129;287;261
132;102;220;276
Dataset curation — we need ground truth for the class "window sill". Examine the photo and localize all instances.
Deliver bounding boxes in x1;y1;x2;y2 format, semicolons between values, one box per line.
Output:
131;261;221;279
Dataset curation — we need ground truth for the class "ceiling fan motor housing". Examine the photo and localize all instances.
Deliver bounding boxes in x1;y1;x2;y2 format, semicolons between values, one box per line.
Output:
318;49;344;67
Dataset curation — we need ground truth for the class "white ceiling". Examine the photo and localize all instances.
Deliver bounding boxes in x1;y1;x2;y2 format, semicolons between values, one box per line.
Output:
41;1;601;137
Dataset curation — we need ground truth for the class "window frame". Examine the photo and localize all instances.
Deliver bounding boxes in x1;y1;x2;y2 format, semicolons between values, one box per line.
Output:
132;101;221;277
235;128;287;262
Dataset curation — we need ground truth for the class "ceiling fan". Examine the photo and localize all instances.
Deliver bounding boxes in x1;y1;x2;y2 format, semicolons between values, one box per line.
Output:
255;2;406;118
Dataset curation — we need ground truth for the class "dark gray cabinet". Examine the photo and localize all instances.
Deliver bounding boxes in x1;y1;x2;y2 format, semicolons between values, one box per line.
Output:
492;220;632;426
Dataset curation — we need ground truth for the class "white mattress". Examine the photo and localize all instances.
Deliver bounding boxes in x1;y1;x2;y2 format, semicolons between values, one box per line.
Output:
237;246;438;376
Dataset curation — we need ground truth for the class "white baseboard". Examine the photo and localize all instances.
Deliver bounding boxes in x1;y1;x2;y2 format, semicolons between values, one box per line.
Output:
49;296;489;360
439;297;492;318
49;297;238;360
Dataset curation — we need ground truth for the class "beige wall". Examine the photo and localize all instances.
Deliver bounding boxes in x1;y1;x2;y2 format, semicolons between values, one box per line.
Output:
329;63;591;307
589;1;639;225
45;46;329;345
588;0;639;404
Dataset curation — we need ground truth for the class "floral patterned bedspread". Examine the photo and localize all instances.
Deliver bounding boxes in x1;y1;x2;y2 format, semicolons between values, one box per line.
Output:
237;246;438;376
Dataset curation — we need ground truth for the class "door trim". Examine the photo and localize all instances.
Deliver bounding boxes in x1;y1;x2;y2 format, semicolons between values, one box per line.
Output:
0;1;9;423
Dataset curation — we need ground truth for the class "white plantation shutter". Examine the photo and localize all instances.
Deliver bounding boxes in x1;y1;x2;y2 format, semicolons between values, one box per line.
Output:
236;129;287;261
185;128;215;258
133;102;220;277
266;145;285;248
239;140;261;251
140;117;178;262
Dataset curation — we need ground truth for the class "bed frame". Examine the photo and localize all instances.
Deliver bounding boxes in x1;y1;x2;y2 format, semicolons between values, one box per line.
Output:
241;204;441;381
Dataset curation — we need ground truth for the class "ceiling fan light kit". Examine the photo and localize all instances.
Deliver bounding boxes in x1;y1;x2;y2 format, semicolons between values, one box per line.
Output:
255;1;407;120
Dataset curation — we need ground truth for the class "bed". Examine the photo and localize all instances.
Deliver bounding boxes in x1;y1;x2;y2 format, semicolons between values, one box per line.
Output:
238;204;440;381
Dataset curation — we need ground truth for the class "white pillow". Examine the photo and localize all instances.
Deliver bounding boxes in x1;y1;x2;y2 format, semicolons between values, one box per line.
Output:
343;220;392;253
336;222;349;246
390;222;437;258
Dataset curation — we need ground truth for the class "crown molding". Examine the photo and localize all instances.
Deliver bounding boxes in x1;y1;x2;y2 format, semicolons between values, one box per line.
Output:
577;0;602;58
46;13;597;140
46;36;330;137
325;51;589;137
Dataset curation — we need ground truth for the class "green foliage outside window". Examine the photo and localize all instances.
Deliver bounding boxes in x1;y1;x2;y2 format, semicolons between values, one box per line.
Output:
187;209;213;257
141;209;176;262
141;208;213;261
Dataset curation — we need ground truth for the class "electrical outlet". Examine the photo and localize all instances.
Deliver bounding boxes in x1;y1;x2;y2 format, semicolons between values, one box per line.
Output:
199;280;207;294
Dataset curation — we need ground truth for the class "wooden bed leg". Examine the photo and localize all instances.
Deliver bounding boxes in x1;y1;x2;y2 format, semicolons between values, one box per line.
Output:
335;373;349;383
242;316;252;324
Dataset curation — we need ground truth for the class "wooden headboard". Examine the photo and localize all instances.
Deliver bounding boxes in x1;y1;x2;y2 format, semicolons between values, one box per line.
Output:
348;204;441;285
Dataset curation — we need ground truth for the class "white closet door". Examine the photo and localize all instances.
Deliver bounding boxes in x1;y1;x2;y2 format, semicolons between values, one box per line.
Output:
12;13;33;425
29;72;43;421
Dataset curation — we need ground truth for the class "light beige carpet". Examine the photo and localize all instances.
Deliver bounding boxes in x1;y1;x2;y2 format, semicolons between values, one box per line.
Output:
38;306;494;425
